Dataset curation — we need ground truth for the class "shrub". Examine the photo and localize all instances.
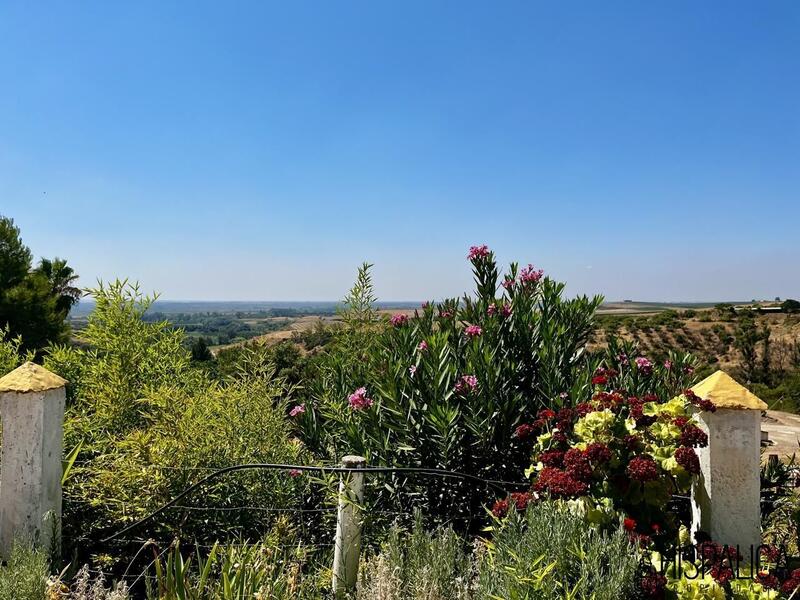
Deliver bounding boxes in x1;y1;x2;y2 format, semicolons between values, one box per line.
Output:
0;324;33;376
358;503;641;600
358;513;472;600
147;519;324;600
510;376;713;545
477;503;640;600
45;282;312;564
0;540;49;600
296;250;603;525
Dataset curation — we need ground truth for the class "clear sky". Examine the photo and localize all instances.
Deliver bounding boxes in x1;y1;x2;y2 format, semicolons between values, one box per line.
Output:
1;2;798;302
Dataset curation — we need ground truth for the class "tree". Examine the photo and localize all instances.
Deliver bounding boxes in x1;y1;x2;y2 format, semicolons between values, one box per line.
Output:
190;336;213;361
0;215;74;353
35;257;82;314
0;216;32;289
734;315;762;382
782;299;800;313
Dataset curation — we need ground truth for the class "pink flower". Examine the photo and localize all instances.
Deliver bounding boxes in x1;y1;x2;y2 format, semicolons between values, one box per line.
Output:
465;325;482;338
289;404;306;417
502;277;515;291
421;301;430;309
684;365;695;375
390;313;408;327
454;374;478;394
520;264;544;284
467;245;490;261
408;365;417;376
439;310;453;318
664;360;673;370
348;387;374;410
501;304;512;318
289;469;303;478
635;356;653;375
487;303;497;316
417;340;428;351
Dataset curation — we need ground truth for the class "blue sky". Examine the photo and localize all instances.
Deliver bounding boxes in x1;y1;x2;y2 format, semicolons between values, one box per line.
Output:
1;2;798;302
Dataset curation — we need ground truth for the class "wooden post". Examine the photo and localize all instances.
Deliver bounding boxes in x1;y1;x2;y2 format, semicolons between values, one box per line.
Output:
0;362;67;559
332;455;366;597
690;370;767;555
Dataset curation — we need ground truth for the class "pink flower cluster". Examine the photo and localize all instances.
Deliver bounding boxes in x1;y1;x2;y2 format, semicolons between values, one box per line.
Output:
390;313;408;327
289;403;305;417
464;325;482;338
417;340;428;351
454;374;478;394
488;303;512;317
520;264;544;284
348;387;374;410
467;245;490;261
635;356;653;375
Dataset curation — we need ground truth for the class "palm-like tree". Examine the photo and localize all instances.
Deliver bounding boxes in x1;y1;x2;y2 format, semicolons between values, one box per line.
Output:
36;257;81;314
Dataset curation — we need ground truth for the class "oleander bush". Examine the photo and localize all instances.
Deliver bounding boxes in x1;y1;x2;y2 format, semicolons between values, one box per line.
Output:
294;248;604;525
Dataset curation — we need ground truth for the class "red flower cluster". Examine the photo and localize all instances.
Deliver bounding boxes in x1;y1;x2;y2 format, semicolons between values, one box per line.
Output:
514;423;536;442
491;498;509;518
627;456;659;482
781;570;800;594
585;442;612;463
710;565;734;585
563;448;593;481
638;570;667;599
593;391;625;411
510;491;532;511
491;491;533;518
623;434;642;452
679;424;708;448
674;446;701;474
760;544;782;562
590;367;618;387
534;466;588;498
538;449;565;468
628;397;656;427
683;389;717;413
755;571;779;590
672;416;689;428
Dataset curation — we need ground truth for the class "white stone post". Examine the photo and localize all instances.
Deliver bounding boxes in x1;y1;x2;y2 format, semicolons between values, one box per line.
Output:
0;362;67;559
332;455;366;597
690;370;767;557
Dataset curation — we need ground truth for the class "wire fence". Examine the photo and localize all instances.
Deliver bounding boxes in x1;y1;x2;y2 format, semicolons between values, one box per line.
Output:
60;459;531;594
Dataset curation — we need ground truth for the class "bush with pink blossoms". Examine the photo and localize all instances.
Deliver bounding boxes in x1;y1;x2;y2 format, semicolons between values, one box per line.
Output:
294;248;702;528
294;247;606;525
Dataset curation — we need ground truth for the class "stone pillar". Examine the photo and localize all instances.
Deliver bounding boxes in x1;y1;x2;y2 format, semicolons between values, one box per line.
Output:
690;370;766;556
0;362;67;558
